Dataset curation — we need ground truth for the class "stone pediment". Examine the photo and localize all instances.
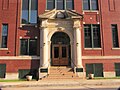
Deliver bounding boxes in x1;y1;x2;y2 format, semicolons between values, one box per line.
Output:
39;9;83;19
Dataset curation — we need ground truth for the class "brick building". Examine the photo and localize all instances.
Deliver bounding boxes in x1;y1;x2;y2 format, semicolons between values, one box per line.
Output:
0;0;120;79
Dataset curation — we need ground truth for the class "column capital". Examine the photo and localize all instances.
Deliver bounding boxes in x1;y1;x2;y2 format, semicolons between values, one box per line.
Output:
73;27;80;30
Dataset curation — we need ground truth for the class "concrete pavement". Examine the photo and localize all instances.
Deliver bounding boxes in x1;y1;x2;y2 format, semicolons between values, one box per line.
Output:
0;79;120;88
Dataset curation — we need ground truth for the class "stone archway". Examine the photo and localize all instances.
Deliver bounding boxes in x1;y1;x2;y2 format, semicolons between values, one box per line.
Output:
50;32;70;66
39;10;84;78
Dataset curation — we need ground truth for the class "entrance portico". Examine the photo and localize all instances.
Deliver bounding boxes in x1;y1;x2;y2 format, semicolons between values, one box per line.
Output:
39;9;84;78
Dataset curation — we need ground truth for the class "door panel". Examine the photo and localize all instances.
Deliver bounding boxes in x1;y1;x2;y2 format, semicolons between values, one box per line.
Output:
52;45;60;65
52;45;68;66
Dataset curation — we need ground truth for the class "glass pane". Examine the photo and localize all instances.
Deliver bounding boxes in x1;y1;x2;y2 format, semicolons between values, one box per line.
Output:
22;0;29;10
47;0;55;10
83;0;90;10
31;0;37;10
1;24;8;48
51;32;70;44
62;47;67;58
22;0;29;24
30;10;37;23
29;39;37;55
112;25;119;47
1;36;7;48
57;0;64;10
93;25;101;48
54;47;59;58
84;25;92;48
86;64;94;77
22;10;29;24
30;0;37;24
2;24;8;36
66;0;74;10
91;0;98;10
20;39;28;55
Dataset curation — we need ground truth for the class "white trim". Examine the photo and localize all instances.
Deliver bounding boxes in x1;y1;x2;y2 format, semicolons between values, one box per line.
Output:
0;48;8;50
104;72;116;77
83;10;99;13
0;56;40;60
112;48;120;50
82;56;120;59
84;48;102;50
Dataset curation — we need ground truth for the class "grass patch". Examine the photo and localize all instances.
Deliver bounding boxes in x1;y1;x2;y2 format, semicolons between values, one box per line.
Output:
93;77;120;80
0;79;26;82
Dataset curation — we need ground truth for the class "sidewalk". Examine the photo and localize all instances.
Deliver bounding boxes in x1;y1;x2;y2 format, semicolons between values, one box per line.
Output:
0;79;120;88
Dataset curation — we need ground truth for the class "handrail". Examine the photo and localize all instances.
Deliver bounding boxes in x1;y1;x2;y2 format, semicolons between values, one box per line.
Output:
70;58;77;67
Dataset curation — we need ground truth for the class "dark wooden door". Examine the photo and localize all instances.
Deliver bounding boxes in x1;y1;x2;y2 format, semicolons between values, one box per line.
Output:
52;44;68;66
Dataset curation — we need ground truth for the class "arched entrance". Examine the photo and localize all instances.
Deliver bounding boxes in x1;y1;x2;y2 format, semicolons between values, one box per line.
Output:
51;32;71;66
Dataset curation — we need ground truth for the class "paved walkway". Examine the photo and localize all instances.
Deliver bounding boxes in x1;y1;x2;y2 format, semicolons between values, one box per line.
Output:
0;79;120;88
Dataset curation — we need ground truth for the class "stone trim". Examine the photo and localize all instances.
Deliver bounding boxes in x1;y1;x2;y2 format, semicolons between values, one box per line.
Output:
104;72;116;77
6;73;18;79
82;56;120;59
0;56;40;60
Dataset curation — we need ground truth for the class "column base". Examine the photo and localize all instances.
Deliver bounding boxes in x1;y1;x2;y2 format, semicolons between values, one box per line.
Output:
39;67;49;79
74;67;85;79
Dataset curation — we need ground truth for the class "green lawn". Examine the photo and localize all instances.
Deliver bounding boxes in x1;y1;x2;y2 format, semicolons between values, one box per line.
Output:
0;79;27;82
93;77;120;79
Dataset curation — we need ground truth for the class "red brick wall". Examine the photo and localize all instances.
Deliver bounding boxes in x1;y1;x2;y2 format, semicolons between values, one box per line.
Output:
0;60;40;73
0;0;120;73
83;59;120;72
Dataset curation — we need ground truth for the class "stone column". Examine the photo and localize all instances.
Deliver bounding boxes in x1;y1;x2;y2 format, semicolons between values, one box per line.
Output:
40;28;48;68
39;28;49;79
74;27;84;78
73;19;84;78
74;27;83;68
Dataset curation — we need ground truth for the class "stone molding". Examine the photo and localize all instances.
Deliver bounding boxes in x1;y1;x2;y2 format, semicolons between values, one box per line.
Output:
0;56;40;60
82;56;120;59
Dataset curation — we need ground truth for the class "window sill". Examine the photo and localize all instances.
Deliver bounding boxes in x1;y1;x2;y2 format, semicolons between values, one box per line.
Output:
19;55;38;57
84;48;102;50
83;10;99;14
0;48;8;50
45;9;76;12
20;24;37;28
112;48;120;50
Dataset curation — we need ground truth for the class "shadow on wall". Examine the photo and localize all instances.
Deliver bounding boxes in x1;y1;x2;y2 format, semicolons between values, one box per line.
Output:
18;59;40;80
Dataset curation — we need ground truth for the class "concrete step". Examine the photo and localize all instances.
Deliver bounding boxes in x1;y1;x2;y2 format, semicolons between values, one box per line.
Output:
42;67;80;80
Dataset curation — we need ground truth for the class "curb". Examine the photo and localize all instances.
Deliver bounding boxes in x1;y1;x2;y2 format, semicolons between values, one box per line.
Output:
1;81;120;88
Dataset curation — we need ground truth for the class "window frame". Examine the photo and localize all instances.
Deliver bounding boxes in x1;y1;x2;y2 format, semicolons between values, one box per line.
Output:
20;39;37;56
83;0;98;11
1;24;8;48
21;0;38;24
46;0;74;10
84;24;101;49
111;24;119;48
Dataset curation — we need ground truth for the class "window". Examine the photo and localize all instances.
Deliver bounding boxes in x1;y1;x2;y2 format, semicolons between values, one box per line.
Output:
47;0;55;10
1;24;8;48
57;0;64;10
84;24;101;48
47;0;74;10
115;63;120;76
86;63;103;77
21;0;38;24
111;24;119;48
83;0;98;10
66;0;74;10
20;39;37;55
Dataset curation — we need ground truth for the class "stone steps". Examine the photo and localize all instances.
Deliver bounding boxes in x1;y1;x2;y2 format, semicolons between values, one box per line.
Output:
42;66;80;80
